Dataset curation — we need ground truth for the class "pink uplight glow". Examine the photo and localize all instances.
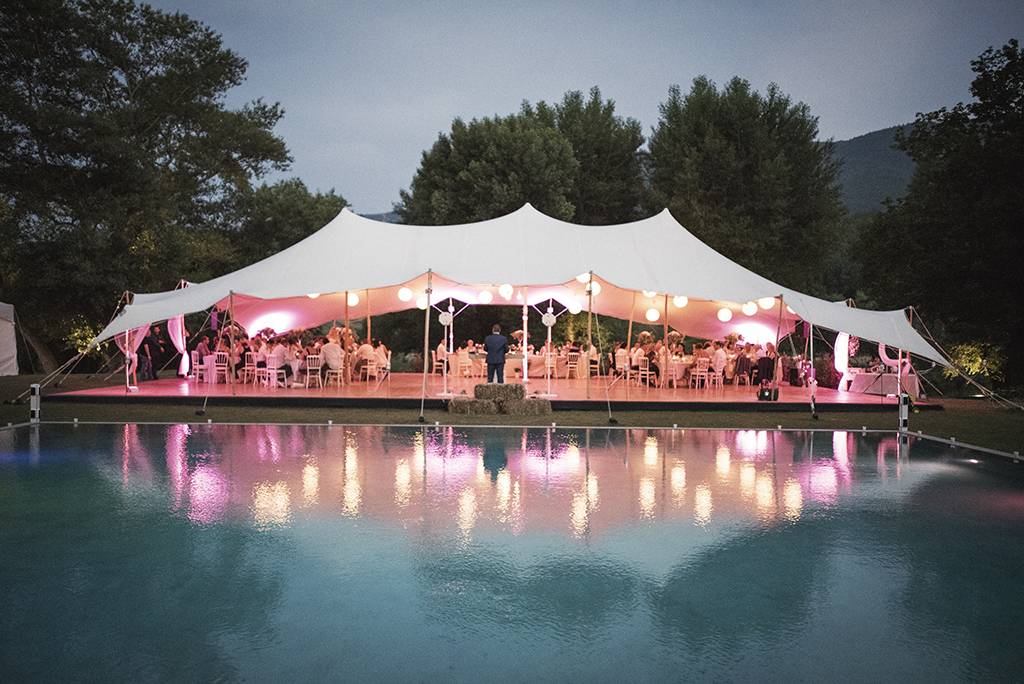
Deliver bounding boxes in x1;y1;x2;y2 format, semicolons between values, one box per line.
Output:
731;322;776;345
248;312;295;335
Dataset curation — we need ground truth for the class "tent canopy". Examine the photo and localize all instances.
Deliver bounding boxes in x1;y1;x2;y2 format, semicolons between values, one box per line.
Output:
94;204;946;364
0;301;18;376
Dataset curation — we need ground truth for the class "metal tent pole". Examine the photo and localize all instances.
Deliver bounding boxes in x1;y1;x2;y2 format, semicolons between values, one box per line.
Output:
418;271;433;422
662;293;669;389
586;272;594;400
229;291;237;395
522;286;529;384
625;290;636;384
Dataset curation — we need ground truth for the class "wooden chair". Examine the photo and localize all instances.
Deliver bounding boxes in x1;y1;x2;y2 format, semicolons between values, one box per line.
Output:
545;353;557;379
566;352;581;379
189;351;205;383
324;359;345;388
589;353;601;377
360;359;378;382
707;367;724;389
665;359;682;388
690;357;710;388
239;351;257;384
261;355;287;388
614;349;629;377
304;355;323;388
213;351;230;384
457;351;472;378
431;350;445;374
637;356;654;386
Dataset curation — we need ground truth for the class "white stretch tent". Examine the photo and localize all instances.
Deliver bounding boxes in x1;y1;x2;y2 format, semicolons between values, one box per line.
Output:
0;302;18;376
92;204;945;364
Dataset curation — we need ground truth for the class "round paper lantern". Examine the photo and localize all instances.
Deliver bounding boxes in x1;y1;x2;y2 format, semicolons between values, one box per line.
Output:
673;295;688;308
498;283;514;300
542;312;556;327
415;295;428;310
717;307;733;322
742;301;758;316
347;292;360;307
587;281;601;296
477;290;493;304
438;311;453;327
575;273;590;283
306;293;320;299
397;287;413;302
758;297;775;310
645;308;661;322
642;290;657;298
566;299;583;315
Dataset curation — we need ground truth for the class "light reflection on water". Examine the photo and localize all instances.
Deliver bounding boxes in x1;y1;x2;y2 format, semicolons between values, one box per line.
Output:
1;423;1023;682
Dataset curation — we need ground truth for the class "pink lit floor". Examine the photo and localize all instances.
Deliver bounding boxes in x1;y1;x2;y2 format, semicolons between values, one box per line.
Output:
51;372;916;410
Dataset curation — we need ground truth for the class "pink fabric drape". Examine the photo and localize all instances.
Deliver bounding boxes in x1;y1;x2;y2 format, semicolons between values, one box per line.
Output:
168;315;189;375
114;324;150;374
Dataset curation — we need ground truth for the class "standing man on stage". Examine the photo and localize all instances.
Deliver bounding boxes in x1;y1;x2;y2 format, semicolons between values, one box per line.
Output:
484;324;509;384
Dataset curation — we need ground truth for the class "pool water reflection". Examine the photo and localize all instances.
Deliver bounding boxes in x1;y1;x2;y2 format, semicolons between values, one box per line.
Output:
1;424;1022;681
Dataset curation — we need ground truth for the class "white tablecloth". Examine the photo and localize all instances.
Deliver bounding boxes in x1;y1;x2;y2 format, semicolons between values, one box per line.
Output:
847;372;920;397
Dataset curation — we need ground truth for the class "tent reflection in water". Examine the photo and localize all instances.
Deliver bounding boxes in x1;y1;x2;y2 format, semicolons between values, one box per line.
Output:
90;204;947;407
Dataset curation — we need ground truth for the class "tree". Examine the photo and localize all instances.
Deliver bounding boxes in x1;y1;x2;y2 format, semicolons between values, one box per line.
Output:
860;40;1024;385
647;78;844;293
396;109;578;224
0;0;290;369
530;87;645;224
232;180;347;266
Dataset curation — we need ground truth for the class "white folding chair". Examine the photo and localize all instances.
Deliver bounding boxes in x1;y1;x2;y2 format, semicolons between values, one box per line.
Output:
189;351;204;382
360;359;378;382
304;355;323;388
637;356;654;386
614;349;629;377
589;353;601;377
545;353;557;379
324;359;345;388
431;350;445;374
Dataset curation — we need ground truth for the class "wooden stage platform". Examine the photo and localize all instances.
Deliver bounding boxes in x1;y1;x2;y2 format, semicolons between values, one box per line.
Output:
49;373;935;413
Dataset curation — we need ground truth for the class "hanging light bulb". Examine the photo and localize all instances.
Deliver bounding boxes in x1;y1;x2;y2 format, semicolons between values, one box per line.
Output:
673;295;688;308
575;273;590;284
498;283;514;300
742;301;758;316
717;307;733;322
477;290;493;304
642;290;657;299
758;297;776;310
347;292;360;307
415;295;428;310
397;287;413;302
306;293;320;299
645;308;661;322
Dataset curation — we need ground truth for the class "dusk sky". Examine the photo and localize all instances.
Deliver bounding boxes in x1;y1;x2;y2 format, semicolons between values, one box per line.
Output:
151;0;1024;213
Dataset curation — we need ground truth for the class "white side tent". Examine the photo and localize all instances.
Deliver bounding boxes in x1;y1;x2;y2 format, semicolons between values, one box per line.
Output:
0;302;18;376
92;204;946;365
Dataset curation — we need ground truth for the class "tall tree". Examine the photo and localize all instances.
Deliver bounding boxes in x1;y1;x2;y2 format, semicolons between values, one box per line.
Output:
396;109;578;224
647;77;844;293
860;40;1024;384
530;87;645;224
0;0;290;368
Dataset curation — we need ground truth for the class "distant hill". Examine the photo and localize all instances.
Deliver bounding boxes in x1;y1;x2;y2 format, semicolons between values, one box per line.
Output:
360;211;401;223
832;124;915;215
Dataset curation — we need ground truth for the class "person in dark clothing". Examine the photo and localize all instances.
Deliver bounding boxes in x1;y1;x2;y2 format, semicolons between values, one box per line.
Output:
141;330;162;380
483;324;509;384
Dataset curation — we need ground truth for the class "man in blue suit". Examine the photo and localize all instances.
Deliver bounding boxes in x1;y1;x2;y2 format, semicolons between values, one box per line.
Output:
483;324;509;384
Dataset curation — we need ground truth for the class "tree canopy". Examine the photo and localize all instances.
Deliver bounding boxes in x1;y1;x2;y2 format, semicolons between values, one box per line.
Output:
860;39;1024;384
647;77;844;293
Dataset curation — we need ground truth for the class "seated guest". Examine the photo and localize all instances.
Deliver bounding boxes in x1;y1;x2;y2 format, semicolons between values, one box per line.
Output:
195;335;212;360
374;339;390;370
270;338;293;380
712;341;727;375
321;336;344;375
254;336;268;368
353;339;377;377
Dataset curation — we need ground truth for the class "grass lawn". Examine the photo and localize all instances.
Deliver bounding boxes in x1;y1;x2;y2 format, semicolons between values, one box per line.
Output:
2;374;1022;455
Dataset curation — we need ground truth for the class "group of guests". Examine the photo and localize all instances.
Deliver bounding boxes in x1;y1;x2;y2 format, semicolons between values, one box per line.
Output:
605;338;782;386
187;326;390;385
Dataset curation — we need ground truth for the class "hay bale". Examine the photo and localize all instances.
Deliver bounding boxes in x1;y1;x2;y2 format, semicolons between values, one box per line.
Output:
448;398;499;415
501;398;553;416
473;383;525;402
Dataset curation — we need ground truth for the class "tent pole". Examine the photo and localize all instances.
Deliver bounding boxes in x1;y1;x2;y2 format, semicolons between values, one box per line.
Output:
229;291;236;395
809;322;817;418
522;286;529;384
418;270;433;423
774;295;784;393
365;289;371;342
586;272;594;400
662;293;669;390
344;291;350;342
626;290;636;384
